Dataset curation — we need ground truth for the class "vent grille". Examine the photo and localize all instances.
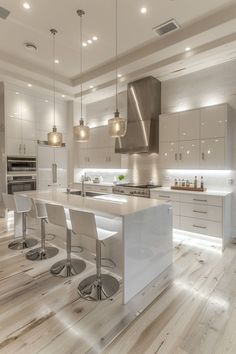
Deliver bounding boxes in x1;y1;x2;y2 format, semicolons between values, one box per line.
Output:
153;19;180;36
0;6;10;19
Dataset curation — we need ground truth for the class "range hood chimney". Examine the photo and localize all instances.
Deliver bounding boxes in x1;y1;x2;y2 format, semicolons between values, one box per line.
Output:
115;76;161;154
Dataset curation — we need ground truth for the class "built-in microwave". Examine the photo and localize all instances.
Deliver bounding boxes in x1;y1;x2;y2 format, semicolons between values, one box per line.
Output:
7;156;36;173
7;175;36;194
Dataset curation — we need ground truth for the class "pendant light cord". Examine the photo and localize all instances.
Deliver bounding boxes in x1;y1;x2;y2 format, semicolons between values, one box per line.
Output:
53;31;56;127
115;0;118;112
79;11;84;124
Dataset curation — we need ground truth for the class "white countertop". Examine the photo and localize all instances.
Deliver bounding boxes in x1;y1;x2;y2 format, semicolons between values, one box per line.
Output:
19;189;166;217
74;181;114;187
151;187;232;197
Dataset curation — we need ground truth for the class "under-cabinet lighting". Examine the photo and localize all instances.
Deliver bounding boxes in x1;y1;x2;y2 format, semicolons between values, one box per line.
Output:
80;168;128;173
166;169;232;176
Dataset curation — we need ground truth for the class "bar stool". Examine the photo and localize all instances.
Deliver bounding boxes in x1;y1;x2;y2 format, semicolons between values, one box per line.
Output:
26;199;59;261
69;209;119;301
2;193;38;250
46;203;86;277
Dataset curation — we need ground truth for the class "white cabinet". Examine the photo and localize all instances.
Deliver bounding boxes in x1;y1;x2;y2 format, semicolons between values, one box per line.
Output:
179;140;200;169
37;145;68;190
159;103;231;170
179;110;200;141
200;138;225;169
76;126;126;169
201;105;226;139
159;113;179;142
151;189;231;248
5;90;36;156
159;142;179;169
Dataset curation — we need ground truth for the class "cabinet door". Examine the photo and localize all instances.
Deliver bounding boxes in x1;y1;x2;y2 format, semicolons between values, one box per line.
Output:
23;140;36;156
22;120;36;140
6;118;22;139
21;94;35;122
159;142;179;169
78;149;90;168
5;90;21;119
179;140;200;169
106;148;121;168
179;110;200;141
55;148;67;169
7;138;22;156
159;113;179;142
201;105;226;139
37;146;54;168
200;138;225;169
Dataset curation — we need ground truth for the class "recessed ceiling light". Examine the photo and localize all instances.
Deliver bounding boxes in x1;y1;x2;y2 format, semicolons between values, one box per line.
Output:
15;92;19;95
61;94;65;98
82;42;87;47
140;7;147;14
89;85;94;89
117;74;122;78
87;39;92;44
45;99;48;103
23;2;30;10
185;47;191;52
54;59;59;64
92;36;98;41
24;42;37;51
27;83;32;87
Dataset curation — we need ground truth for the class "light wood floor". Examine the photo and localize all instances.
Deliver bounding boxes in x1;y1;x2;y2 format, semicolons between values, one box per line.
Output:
1;218;236;354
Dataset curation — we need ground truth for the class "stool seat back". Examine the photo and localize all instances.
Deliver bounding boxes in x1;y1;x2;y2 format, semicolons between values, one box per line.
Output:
69;209;98;240
46;203;67;228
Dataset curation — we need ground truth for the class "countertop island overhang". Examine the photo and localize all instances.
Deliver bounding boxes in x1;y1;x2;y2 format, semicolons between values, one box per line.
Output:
16;190;173;304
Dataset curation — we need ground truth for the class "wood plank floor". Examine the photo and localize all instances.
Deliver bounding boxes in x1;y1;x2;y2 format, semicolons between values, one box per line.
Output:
1;217;236;354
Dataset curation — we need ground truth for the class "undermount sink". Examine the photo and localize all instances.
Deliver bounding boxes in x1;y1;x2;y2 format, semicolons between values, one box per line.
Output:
67;190;105;198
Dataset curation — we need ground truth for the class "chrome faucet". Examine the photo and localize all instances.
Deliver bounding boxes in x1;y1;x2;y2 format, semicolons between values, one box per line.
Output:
81;175;86;197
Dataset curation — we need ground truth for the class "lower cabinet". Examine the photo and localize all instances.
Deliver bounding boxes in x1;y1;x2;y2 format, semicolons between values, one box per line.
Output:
150;190;231;248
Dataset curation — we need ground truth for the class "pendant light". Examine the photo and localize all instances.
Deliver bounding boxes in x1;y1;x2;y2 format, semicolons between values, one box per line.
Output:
48;29;63;147
108;0;127;138
74;10;90;142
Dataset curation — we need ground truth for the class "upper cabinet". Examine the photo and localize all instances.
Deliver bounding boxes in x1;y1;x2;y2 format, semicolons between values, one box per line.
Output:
159;103;232;170
75;125;127;169
201;105;226;139
5;90;36;156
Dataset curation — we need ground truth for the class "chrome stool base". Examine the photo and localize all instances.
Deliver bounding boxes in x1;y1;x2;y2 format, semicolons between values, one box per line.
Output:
50;258;86;277
26;246;59;261
8;238;38;250
78;274;120;301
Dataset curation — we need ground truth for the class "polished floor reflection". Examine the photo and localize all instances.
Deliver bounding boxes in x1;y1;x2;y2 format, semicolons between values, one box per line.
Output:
0;217;236;354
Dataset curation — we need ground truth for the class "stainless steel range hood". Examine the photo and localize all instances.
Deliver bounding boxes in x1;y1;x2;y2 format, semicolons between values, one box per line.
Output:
115;76;161;154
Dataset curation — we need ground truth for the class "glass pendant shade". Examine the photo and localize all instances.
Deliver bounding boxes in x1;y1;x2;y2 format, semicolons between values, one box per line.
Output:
108;110;127;138
48;126;63;146
74;120;90;142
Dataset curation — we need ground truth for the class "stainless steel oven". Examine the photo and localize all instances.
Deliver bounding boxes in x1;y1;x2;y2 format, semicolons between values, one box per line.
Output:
7;175;36;194
7;157;36;173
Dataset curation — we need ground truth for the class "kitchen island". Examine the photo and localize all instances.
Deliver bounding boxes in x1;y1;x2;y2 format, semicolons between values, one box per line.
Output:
16;189;173;304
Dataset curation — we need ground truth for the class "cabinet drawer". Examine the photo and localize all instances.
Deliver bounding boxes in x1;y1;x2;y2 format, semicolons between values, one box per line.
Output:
172;201;180;216
150;191;180;202
180;203;222;222
180;194;222;207
180;216;222;238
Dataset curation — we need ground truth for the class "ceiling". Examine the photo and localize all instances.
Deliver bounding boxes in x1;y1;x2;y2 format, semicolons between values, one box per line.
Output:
0;0;236;102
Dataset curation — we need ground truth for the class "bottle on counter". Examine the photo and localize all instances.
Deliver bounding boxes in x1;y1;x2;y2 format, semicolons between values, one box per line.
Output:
178;178;181;186
194;176;198;189
174;178;178;187
186;180;190;188
182;179;186;187
201;176;204;189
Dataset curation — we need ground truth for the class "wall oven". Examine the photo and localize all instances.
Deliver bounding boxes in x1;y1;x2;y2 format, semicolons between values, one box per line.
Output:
7;157;36;173
7;156;37;194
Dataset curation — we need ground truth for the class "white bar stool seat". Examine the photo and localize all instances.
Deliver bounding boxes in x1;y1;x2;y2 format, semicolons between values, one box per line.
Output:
26;199;59;261
69;209;119;301
2;193;38;250
46;203;86;278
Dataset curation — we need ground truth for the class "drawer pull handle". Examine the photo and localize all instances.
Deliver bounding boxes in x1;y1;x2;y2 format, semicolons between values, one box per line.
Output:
175;153;178;161
193;210;207;214
193;199;207;202
159;195;170;198
192;224;207;229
